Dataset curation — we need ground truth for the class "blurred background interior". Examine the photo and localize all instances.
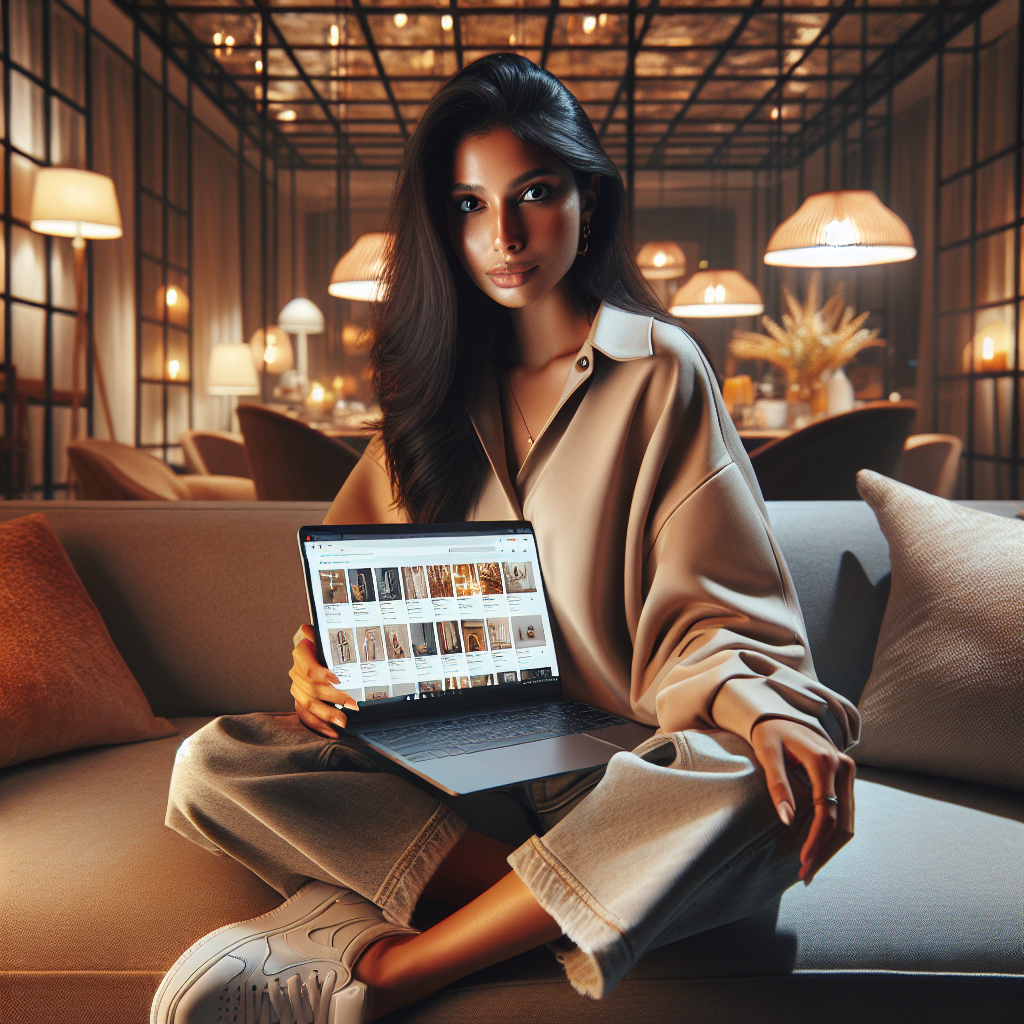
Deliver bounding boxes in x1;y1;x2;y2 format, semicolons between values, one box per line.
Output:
0;0;1020;503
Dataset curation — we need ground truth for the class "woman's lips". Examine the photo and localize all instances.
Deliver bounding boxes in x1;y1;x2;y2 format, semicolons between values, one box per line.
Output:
486;264;538;288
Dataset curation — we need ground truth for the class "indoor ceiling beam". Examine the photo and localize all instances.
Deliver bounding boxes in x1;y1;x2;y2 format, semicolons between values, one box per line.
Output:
147;4;943;15
644;0;765;168
598;0;658;137
250;0;359;168
350;0;409;139
700;0;855;168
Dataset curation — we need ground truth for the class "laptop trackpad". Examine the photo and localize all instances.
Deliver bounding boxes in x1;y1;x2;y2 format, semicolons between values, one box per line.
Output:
468;733;623;782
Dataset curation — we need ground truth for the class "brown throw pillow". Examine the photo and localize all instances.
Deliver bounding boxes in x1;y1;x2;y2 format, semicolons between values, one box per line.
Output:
854;471;1024;791
0;513;176;769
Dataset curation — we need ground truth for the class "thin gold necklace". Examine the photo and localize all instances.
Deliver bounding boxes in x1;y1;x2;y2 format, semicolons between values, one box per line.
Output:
504;369;534;448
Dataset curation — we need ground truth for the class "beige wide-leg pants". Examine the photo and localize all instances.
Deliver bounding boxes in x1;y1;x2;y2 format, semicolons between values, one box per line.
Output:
166;712;811;998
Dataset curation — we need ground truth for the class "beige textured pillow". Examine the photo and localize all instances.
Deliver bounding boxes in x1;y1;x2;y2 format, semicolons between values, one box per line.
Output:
854;470;1024;790
0;513;177;769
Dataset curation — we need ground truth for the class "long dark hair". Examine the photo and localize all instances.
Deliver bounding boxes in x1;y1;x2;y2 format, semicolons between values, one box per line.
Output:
372;53;677;523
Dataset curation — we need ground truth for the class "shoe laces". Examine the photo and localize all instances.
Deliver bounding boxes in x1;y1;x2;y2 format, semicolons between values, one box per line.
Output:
227;967;340;1024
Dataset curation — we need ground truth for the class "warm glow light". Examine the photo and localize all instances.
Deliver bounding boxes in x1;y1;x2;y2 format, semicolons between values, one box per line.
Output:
441;14;453;30
167;359;180;380
393;12;408;28
652;251;668;267
671;269;764;318
765;190;916;267
264;346;277;365
509;34;516;45
583;15;597;33
770;107;780;120
330;232;390;301
225;35;235;47
254;59;263;72
166;286;178;306
636;241;686;280
310;383;325;403
982;335;995;361
599;13;608;26
277;109;297;121
213;32;223;46
963;321;1012;372
330;24;340;46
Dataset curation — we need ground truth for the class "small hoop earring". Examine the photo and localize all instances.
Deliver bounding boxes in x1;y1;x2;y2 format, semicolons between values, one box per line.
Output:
577;223;591;257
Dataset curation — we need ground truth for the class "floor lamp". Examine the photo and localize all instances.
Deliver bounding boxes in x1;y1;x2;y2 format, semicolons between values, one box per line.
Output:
30;169;122;452
208;344;260;431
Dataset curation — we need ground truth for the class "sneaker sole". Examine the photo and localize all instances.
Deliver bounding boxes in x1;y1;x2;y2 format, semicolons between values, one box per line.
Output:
150;880;349;1024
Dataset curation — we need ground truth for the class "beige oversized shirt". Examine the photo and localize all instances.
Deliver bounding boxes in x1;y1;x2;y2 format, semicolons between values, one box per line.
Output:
327;303;861;751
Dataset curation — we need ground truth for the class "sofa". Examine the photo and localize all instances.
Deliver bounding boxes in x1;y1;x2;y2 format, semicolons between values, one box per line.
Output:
1;499;1021;1024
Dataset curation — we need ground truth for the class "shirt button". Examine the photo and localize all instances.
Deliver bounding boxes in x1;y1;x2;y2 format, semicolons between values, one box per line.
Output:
577;355;590;370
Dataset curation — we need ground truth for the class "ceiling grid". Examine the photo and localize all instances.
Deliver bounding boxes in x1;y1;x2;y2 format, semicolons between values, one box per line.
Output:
123;0;1000;171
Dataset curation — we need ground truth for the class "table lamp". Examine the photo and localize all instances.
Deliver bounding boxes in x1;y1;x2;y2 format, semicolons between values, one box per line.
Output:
30;168;122;444
278;298;324;383
636;242;686;281
249;325;294;375
329;232;389;301
208;343;260;429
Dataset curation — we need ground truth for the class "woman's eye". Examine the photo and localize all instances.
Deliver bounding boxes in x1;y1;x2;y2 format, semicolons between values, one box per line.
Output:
457;197;480;213
522;184;550;202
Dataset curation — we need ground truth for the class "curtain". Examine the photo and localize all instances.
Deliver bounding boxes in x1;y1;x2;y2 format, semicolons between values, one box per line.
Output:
191;123;242;431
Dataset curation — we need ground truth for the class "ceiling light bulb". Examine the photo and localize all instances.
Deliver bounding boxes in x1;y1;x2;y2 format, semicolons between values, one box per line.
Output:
330;24;340;46
277;109;296;121
715;284;725;303
167;359;180;380
213;32;222;46
583;16;597;33
393;12;408;28
823;217;857;246
441;14;453;31
704;285;715;304
254;59;263;72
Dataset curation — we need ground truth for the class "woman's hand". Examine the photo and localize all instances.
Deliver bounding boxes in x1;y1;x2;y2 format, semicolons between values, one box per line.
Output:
750;718;855;885
290;625;358;739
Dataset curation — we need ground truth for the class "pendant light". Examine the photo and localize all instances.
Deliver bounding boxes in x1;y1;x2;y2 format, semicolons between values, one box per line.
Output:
329;232;389;301
670;269;764;318
764;190;916;267
636;241;687;280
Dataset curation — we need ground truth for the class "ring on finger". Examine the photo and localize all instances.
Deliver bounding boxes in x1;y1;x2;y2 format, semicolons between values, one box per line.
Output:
814;795;840;807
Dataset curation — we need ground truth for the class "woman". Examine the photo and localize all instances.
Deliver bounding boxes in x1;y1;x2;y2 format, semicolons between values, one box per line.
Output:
157;55;857;1024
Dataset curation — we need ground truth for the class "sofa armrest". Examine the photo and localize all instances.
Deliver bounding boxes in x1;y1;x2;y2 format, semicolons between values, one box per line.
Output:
180;476;257;500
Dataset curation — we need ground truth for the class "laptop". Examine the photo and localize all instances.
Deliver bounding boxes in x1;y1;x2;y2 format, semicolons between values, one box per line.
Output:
298;522;655;795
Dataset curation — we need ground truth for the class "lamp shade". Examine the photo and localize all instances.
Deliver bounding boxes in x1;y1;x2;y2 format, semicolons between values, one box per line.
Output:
30;168;123;240
207;344;260;395
278;297;325;334
249;325;295;374
636;241;687;280
670;270;764;318
329;232;389;301
764;190;916;267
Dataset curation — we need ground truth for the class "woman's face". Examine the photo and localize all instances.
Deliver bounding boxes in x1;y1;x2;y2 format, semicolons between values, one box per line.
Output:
447;127;596;309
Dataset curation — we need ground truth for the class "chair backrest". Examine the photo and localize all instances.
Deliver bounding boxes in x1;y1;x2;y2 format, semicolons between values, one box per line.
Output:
748;401;917;501
898;433;963;499
180;429;251;478
67;439;189;500
236;405;362;501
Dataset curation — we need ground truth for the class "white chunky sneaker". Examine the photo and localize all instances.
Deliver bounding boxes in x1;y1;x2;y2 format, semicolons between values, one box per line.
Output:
151;880;415;1024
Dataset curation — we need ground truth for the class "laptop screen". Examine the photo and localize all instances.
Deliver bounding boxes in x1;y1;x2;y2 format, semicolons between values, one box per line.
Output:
299;523;561;712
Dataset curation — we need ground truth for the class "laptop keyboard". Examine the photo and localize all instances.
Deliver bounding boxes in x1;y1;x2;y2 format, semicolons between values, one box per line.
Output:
368;703;629;762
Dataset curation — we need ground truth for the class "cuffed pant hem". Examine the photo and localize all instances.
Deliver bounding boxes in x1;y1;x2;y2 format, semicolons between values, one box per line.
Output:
508;835;632;1000
374;803;467;927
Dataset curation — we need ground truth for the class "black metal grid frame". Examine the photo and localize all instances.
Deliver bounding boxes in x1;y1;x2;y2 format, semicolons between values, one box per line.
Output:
1;0;93;498
931;2;1023;499
122;0;1000;186
132;4;195;462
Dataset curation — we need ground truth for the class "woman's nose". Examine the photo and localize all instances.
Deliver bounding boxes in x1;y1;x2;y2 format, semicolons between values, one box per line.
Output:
492;203;524;253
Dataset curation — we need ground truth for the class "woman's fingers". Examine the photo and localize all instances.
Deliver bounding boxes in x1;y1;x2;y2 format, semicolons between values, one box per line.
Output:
290;622;357;737
795;745;844;881
751;727;797;825
803;754;856;883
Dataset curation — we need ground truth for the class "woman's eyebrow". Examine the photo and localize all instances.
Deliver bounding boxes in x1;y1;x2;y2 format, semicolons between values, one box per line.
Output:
449;166;560;195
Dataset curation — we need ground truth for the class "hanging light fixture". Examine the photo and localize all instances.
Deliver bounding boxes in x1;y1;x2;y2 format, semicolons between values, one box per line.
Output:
670;270;764;318
249;325;294;374
329;232;389;301
764;190;916;267
636;241;687;281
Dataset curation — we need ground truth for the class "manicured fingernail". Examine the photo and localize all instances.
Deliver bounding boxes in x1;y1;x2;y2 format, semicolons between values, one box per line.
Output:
777;802;794;825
